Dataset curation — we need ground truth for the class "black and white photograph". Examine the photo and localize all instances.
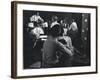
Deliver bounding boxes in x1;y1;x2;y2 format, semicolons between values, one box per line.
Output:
23;10;91;69
11;1;97;78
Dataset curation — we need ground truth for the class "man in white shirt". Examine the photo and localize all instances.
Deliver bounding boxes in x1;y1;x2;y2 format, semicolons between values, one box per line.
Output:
30;26;44;39
50;16;59;28
69;19;78;31
30;12;44;23
67;19;79;52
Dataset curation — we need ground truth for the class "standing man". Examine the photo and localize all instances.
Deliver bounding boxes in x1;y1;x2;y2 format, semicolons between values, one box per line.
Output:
50;16;60;28
67;19;78;47
69;19;78;31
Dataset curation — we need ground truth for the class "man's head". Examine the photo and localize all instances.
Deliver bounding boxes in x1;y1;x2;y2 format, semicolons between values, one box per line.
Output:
36;12;39;16
51;16;58;22
48;24;62;38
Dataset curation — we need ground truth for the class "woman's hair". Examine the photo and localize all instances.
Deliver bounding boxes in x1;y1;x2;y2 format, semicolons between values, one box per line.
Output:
48;24;62;38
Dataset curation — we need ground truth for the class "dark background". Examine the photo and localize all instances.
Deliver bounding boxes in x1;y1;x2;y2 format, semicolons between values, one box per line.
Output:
23;10;90;69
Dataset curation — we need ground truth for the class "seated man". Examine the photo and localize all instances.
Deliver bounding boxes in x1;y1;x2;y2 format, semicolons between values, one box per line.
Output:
42;24;73;68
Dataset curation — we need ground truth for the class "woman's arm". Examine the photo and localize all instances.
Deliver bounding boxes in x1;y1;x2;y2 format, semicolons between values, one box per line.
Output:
56;41;73;56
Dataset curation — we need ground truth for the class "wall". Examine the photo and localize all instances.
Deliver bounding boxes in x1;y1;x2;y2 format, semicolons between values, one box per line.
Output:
0;0;100;80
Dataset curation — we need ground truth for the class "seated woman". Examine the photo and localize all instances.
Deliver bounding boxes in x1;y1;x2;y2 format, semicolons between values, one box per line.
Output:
42;24;73;68
58;27;74;54
58;28;88;67
58;28;74;67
